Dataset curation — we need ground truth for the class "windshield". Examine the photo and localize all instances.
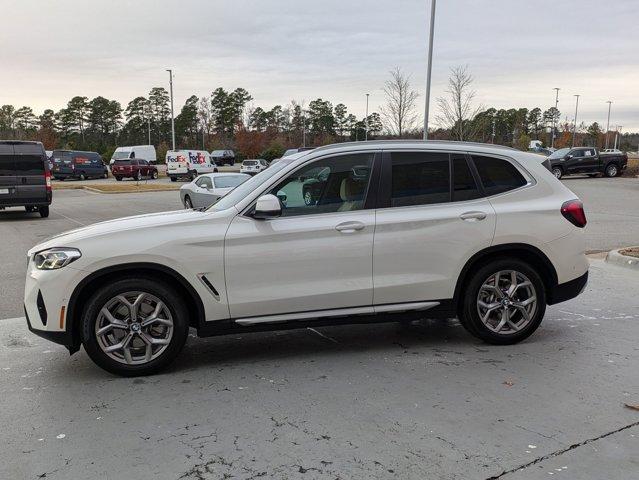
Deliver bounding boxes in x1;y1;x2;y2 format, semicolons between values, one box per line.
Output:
207;158;293;211
243;160;257;166
548;148;570;160
214;175;249;189
112;151;131;160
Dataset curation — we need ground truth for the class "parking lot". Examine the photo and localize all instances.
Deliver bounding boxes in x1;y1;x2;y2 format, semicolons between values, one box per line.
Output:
1;176;638;479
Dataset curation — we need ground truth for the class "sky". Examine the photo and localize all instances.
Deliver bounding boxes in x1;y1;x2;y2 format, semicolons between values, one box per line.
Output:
1;0;638;132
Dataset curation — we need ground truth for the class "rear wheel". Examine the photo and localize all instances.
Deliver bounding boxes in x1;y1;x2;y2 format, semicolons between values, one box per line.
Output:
605;163;619;178
459;258;546;345
135;171;142;181
79;172;86;181
80;278;189;376
115;176;122;181
551;167;563;179
189;171;196;181
38;206;49;218
184;195;193;209
170;176;177;182
151;170;158;179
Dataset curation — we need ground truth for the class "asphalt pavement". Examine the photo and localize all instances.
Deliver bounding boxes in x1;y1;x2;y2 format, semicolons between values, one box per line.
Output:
0;175;638;479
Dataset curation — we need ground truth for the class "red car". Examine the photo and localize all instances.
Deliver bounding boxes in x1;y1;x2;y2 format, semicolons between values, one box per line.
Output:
111;159;158;181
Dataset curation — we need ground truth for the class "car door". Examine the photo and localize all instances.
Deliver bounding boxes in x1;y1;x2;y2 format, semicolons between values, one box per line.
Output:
565;148;585;173
224;151;379;320
0;143;18;206
193;176;213;207
373;151;496;304
15;143;47;204
581;148;598;171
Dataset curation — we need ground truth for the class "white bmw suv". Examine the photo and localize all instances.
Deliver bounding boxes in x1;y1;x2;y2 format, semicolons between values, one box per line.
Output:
24;141;589;376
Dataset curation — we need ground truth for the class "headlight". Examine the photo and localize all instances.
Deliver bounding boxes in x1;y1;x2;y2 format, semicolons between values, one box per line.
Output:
33;248;82;270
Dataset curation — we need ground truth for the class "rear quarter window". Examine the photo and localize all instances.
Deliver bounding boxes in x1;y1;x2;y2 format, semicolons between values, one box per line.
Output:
471;155;527;196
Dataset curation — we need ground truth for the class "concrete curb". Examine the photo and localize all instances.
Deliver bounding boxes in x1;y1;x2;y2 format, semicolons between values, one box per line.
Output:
605;248;639;270
82;186;180;194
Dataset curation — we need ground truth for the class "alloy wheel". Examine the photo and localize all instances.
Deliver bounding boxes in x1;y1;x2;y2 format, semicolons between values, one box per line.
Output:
607;165;617;177
95;291;174;365
476;270;537;335
304;191;313;205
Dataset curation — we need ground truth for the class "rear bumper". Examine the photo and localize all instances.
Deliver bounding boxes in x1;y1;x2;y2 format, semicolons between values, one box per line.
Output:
547;271;588;305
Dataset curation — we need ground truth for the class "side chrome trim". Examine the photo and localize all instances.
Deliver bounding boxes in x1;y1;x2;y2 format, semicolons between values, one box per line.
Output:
234;301;439;326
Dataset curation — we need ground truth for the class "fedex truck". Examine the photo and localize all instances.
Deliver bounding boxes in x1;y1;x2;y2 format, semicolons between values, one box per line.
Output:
166;150;218;181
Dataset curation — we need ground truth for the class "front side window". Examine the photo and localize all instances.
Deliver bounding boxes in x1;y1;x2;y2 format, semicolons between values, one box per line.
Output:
269;153;374;217
390;152;450;207
196;176;212;188
472;155;527;196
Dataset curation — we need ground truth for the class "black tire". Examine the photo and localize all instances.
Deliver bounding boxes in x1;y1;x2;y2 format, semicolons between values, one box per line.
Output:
79;172;86;181
135;171;142;181
459;258;546;345
551;167;563;179
605;163;619;178
115;176;123;181
184;195;193;209
170;176;177;182
189;171;196;182
103;171;109;179
38;206;49;218
80;277;189;376
151;170;158;180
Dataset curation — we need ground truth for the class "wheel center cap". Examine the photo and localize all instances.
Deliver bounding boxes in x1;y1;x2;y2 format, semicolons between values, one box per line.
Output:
501;298;512;307
131;323;141;333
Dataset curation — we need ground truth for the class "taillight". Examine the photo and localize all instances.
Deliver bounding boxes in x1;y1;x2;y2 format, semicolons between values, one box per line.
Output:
45;170;51;191
561;199;586;228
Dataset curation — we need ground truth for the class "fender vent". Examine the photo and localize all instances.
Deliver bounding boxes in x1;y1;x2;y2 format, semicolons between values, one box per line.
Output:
36;290;48;326
198;274;220;301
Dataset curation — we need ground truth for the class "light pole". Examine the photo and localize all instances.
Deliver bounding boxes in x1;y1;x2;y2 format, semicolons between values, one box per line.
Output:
551;87;560;148
614;125;623;150
365;93;370;141
166;69;176;151
604;100;612;149
423;0;436;140
571;94;580;148
491;117;495;143
147;116;151;145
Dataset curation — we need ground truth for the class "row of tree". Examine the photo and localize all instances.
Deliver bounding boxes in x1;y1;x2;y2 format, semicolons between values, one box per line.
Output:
1;66;635;162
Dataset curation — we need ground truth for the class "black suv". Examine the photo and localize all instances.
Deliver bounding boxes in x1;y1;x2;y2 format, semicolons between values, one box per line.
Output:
0;141;52;217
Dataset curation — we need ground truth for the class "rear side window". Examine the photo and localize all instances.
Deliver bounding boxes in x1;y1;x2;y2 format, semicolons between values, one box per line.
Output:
472;155;527;196
15;155;44;175
391;152;450;207
452;155;481;201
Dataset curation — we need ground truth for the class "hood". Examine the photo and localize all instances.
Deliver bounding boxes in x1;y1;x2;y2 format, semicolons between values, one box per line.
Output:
29;209;207;254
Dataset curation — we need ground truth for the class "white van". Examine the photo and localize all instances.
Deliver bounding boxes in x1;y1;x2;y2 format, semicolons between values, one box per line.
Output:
110;145;157;166
166;150;218;181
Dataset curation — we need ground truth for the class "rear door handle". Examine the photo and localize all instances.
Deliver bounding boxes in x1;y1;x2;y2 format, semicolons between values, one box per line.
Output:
335;221;365;233
460;211;487;221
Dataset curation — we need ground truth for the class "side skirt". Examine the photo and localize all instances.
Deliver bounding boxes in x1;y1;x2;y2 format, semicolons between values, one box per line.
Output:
196;300;457;338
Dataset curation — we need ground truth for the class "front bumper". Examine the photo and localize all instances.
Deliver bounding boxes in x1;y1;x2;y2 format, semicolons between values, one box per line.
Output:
24;305;75;350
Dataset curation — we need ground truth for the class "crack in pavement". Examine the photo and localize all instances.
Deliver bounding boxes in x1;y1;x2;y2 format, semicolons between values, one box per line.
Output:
486;421;639;479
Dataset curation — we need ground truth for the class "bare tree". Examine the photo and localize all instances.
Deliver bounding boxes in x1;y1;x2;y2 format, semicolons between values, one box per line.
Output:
436;65;482;141
380;67;419;137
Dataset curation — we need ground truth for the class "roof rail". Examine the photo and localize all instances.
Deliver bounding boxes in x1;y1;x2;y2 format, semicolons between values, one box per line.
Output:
312;139;516;152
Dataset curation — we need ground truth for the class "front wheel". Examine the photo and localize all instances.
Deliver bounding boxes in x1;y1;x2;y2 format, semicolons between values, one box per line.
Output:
459;258;546;345
80;278;189;376
605;163;619;178
184;195;193;209
151;170;158;179
135;171;142;181
551;167;563;179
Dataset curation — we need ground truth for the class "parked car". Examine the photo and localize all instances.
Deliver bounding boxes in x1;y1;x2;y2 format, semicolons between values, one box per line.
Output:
110;145;157;166
166;150;217;182
180;172;250;209
240;159;268;175
270;147;315;166
24;140;589;376
0;140;51;217
210;149;236;166
111;159;158;181
548;147;627;179
51;150;108;180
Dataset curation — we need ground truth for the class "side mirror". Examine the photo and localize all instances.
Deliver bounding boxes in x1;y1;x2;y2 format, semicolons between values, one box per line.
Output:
566;154;573;159
253;194;281;219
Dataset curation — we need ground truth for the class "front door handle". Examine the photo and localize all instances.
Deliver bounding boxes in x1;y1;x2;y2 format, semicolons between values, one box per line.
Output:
335;221;365;233
460;211;487;221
